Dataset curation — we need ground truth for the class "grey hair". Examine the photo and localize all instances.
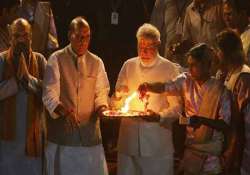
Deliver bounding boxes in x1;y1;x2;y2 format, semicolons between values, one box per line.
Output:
136;23;160;42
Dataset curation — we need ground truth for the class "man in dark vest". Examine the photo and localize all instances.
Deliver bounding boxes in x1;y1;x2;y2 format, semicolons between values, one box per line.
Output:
42;16;110;175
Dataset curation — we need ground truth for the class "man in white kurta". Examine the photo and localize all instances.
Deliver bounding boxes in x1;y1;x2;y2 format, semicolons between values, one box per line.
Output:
42;17;109;175
112;23;181;175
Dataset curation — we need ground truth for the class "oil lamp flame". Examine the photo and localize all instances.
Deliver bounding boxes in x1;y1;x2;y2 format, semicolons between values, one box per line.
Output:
121;92;138;113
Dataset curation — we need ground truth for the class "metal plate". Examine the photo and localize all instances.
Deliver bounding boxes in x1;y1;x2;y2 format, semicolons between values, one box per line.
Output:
102;110;149;119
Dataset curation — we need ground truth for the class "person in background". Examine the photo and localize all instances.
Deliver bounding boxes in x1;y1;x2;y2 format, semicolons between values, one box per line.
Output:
216;29;250;175
0;0;19;52
0;18;47;175
183;0;224;47
43;17;110;175
240;2;250;64
150;0;191;65
17;0;59;57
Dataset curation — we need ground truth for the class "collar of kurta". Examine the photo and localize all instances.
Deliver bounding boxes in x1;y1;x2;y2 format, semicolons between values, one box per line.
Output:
68;45;88;68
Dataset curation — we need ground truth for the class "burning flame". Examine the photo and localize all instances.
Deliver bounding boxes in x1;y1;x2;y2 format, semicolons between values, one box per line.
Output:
121;92;138;113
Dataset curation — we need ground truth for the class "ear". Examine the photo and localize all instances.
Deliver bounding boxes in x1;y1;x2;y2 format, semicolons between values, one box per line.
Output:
156;40;161;46
155;40;161;49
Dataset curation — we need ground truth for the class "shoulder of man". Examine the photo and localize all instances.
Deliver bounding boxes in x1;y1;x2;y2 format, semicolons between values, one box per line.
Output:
119;57;138;67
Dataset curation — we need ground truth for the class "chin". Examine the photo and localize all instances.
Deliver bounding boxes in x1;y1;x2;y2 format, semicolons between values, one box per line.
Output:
77;49;87;55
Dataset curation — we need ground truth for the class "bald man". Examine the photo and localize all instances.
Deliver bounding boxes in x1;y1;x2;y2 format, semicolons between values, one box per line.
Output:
0;18;47;175
43;16;110;175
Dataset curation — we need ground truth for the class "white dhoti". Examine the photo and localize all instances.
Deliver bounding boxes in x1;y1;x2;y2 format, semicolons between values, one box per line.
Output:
46;142;108;175
117;153;173;175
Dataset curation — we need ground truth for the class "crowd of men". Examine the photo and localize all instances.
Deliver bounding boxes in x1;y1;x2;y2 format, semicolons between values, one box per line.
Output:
1;0;250;175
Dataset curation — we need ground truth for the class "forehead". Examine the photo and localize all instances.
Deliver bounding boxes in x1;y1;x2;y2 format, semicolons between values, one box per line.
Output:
138;38;155;46
72;26;90;35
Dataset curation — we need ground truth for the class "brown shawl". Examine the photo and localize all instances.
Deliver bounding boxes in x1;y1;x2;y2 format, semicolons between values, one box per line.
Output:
0;48;43;157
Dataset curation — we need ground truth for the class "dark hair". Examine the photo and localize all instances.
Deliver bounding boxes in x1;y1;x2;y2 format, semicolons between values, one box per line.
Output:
187;43;213;68
216;29;246;66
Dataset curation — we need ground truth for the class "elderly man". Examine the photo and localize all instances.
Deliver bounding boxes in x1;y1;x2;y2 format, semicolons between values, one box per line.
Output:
111;23;180;175
216;29;250;175
43;17;110;175
0;18;47;175
183;0;224;46
139;43;231;174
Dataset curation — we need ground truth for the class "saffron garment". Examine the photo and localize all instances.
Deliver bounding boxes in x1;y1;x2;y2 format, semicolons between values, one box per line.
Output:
0;51;47;175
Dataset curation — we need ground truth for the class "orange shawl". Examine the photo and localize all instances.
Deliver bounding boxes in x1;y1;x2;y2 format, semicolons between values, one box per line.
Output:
0;48;43;157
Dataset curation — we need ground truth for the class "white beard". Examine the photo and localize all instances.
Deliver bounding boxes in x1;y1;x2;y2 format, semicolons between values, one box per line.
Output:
140;57;157;68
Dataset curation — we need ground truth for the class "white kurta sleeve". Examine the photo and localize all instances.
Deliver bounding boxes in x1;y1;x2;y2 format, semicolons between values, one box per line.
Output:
159;95;183;127
115;62;128;89
94;59;110;110
110;62;129;109
42;54;60;118
158;73;186;127
164;73;186;95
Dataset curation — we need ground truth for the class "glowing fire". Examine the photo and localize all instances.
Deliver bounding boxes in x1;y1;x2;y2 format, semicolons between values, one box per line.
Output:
121;92;138;113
